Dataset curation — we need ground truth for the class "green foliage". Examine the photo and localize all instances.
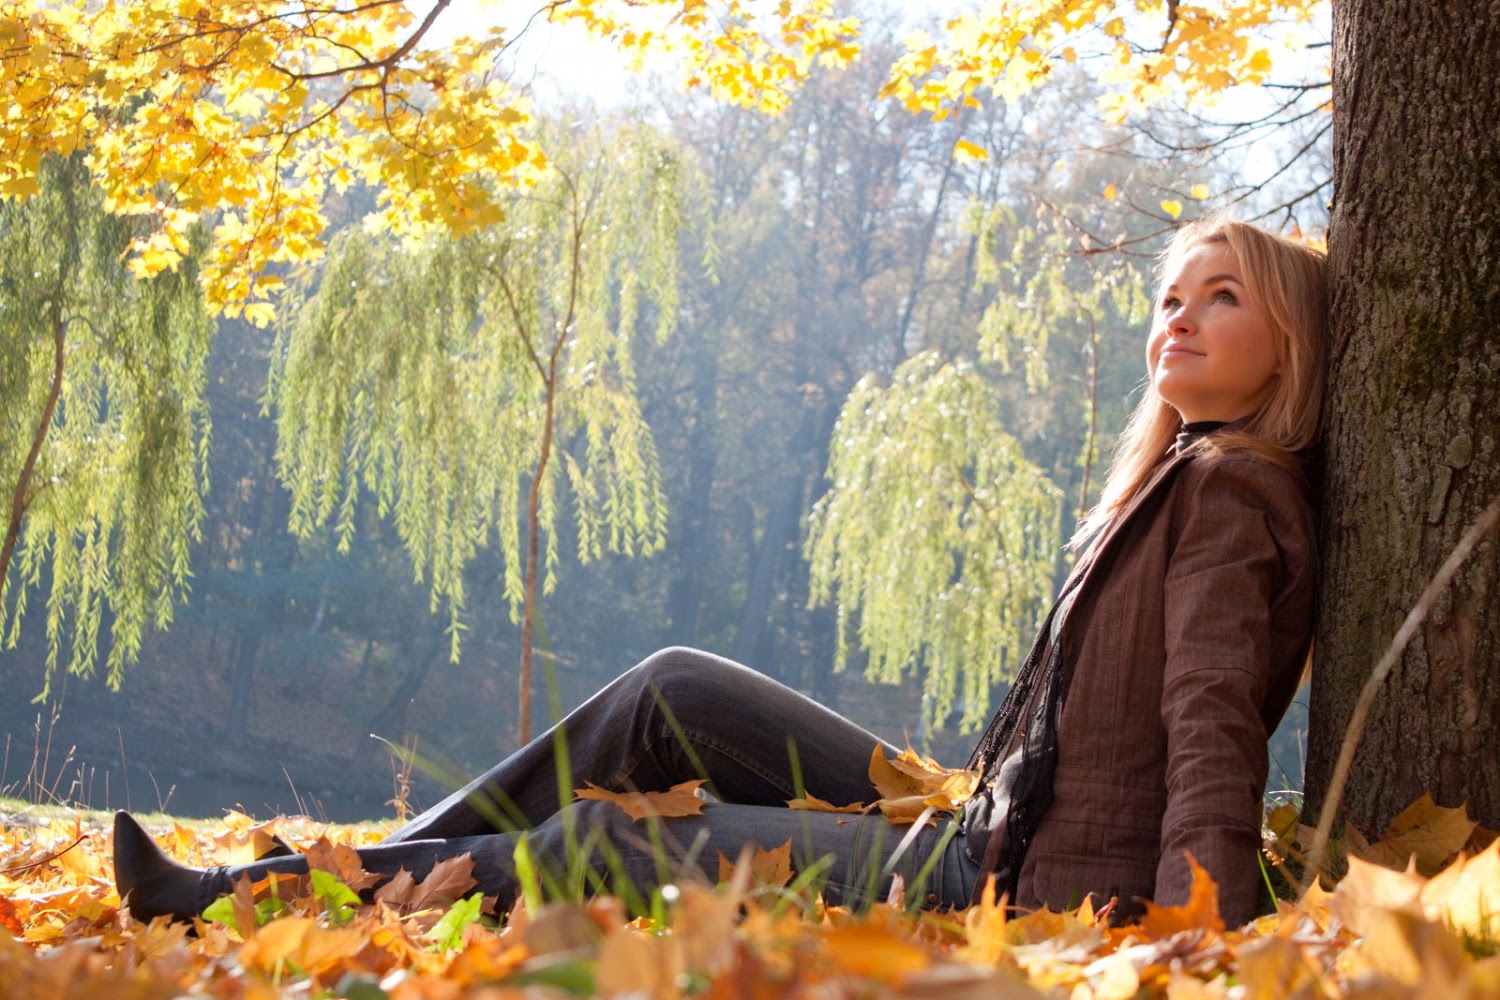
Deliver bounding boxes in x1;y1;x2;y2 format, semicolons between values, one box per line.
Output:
425;893;484;951
269;118;684;653
0;156;212;695
311;869;362;925
806;354;1062;732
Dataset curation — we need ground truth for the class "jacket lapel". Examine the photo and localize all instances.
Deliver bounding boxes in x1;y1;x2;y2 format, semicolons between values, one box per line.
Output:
1062;447;1197;614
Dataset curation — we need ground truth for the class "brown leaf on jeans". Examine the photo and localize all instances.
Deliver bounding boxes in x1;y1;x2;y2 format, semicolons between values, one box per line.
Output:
574;779;709;821
717;839;794;890
305;838;382;893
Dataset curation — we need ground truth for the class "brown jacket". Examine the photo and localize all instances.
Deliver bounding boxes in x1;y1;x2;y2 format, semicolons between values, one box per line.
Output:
965;444;1317;926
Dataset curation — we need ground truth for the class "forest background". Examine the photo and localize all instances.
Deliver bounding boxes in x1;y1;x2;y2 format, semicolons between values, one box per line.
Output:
0;0;1401;830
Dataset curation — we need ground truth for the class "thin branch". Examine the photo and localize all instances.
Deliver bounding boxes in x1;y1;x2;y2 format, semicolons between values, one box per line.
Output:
1;303;67;609
0;833;87;875
1303;490;1500;890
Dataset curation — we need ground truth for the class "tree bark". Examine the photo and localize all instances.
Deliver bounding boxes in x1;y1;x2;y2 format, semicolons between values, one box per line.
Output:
1306;0;1500;832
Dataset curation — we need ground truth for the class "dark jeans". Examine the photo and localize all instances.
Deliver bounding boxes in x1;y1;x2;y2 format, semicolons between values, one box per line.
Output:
199;647;980;912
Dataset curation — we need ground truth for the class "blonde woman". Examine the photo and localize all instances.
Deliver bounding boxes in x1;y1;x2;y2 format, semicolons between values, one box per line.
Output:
116;215;1325;927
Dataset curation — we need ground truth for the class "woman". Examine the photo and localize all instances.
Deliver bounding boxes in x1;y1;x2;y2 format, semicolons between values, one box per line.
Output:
115;214;1325;927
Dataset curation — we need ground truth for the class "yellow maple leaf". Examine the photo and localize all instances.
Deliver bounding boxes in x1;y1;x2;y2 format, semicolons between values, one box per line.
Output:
1419;837;1500;940
1347;793;1476;875
1160;199;1184;220
717;839;794;890
954;138;989;162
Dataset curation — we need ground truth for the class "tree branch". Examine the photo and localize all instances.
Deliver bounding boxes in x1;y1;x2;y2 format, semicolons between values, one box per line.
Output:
1;304;67;610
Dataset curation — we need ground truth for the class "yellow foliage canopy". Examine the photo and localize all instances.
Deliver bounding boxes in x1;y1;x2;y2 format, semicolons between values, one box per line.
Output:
0;0;1323;316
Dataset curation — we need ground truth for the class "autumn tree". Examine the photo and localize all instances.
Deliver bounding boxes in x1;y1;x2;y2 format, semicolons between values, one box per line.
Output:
270;120;684;744
0;156;211;695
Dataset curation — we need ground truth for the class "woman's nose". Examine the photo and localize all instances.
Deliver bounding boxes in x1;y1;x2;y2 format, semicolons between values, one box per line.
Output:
1167;305;1196;335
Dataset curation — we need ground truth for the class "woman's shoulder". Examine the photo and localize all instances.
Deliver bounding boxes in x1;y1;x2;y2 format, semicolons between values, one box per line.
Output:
1178;441;1318;509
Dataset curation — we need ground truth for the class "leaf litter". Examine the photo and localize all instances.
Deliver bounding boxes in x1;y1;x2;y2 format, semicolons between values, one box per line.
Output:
0;793;1498;998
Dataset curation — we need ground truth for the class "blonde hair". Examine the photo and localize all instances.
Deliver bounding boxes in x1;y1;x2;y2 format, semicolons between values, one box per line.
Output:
1074;213;1327;544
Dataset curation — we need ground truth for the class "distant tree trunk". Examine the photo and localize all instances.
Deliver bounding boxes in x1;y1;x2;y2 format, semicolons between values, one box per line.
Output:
732;463;805;671
1305;0;1500;832
665;350;720;642
225;483;294;745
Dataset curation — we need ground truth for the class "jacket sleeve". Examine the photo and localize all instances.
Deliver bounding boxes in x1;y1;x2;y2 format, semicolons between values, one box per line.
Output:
1155;457;1315;926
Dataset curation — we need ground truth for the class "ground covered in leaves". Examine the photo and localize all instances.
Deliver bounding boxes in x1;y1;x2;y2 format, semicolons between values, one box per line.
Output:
2;790;1499;999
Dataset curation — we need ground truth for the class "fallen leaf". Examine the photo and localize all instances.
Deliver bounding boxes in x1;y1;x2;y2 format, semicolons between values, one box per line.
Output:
0;894;22;936
238;914;312;971
408;854;480;911
596;925;682;995
306;838;382;893
867;745;979;821
1138;855;1224;937
717;839;794;891
821;922;931;981
1330;854;1424;937
574;779;709;821
1348;794;1476;875
786;793;864;813
373;867;418;909
1419;838;1500;940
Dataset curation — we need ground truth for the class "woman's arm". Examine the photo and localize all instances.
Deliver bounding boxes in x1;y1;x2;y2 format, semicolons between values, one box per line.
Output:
1156;456;1316;925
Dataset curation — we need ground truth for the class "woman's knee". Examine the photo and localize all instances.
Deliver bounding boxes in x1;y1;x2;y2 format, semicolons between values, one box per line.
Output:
624;646;751;706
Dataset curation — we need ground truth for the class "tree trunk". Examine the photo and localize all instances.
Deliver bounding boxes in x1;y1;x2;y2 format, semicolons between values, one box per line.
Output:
665;349;720;643
1305;0;1500;832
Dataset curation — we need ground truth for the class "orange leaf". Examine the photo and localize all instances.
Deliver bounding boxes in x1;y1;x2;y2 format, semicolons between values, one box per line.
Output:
372;867;418;909
1138;854;1224;936
305;839;382;893
717;839;794;890
821;923;931;981
574;779;709;821
786;793;863;813
0;895;22;937
238;915;311;971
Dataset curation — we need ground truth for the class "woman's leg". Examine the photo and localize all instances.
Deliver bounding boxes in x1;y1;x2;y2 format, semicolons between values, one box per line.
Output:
382;647;893;844
177;800;980;919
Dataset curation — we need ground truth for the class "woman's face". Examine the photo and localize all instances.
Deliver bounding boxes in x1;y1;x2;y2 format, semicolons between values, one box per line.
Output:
1149;242;1281;424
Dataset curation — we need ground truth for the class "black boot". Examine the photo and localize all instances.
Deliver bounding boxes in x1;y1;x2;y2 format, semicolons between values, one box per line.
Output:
113;811;205;923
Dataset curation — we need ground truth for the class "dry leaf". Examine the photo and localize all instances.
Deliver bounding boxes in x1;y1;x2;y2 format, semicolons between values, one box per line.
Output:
1348;794;1476;875
238;914;312;971
717;839;794;891
1330;854;1425;937
305;838;382;893
786;792;864;813
1138;855;1224;937
596;925;682;996
821;922;931;981
574;779;709;821
867;745;979;823
373;867;418;908
1419;838;1500;940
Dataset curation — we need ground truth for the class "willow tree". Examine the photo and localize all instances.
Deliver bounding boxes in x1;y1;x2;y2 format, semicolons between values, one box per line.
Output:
0;156;212;694
271;121;683;744
805;186;1154;732
806;355;1062;733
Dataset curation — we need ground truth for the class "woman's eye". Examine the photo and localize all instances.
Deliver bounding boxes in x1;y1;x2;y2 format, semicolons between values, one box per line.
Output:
1213;289;1237;304
1160;296;1180;311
